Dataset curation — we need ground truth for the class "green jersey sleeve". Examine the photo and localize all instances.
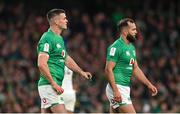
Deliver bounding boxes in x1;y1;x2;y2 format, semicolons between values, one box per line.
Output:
106;46;121;63
37;34;53;55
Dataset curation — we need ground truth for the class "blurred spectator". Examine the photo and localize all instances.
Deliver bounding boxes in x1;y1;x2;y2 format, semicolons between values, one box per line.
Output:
0;0;179;112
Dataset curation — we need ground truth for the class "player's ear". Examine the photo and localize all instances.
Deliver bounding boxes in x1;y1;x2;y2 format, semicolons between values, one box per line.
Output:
121;26;126;32
54;19;58;25
123;27;128;34
53;16;59;25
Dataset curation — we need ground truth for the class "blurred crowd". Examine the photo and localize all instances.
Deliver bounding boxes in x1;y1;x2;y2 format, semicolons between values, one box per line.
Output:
0;0;180;113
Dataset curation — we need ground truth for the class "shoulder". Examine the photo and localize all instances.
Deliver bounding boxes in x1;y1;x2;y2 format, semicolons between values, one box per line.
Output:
42;31;52;39
39;32;53;42
108;39;123;51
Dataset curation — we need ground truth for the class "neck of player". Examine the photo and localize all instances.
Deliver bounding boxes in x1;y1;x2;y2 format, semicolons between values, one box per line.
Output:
50;25;62;36
121;33;130;44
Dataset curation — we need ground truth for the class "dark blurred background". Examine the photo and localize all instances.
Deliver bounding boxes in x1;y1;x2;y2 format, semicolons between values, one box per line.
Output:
0;0;180;113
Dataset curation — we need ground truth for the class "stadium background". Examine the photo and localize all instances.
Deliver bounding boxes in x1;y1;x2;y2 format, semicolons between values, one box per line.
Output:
0;0;180;112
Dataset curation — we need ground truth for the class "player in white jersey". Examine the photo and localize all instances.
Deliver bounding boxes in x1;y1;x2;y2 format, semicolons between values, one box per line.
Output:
62;66;76;112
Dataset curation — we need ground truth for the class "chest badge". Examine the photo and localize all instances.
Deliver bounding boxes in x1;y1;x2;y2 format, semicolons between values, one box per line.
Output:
129;58;135;66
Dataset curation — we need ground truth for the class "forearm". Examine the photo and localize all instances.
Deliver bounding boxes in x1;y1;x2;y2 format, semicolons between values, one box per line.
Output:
65;56;83;75
105;69;118;92
38;63;56;85
133;67;152;87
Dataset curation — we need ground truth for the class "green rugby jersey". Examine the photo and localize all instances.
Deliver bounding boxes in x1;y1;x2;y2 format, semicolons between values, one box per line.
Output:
106;36;136;86
37;28;67;86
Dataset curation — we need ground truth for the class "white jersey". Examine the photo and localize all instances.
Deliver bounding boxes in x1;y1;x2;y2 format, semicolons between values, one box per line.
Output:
62;66;74;91
62;66;76;112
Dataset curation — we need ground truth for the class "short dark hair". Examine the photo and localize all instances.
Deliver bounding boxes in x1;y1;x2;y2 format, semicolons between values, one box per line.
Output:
46;9;65;22
117;18;135;32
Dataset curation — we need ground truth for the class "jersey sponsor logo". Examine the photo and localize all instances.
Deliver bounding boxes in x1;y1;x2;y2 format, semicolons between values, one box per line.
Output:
44;43;49;52
56;43;61;48
61;50;65;58
126;51;130;56
110;47;116;56
129;58;135;66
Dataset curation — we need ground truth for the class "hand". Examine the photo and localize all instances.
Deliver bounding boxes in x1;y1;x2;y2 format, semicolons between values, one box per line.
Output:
113;90;122;102
80;71;92;79
148;84;158;96
52;83;64;94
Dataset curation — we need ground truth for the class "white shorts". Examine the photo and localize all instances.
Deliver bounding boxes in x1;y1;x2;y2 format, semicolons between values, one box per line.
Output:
38;85;64;108
106;84;132;109
62;90;76;112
